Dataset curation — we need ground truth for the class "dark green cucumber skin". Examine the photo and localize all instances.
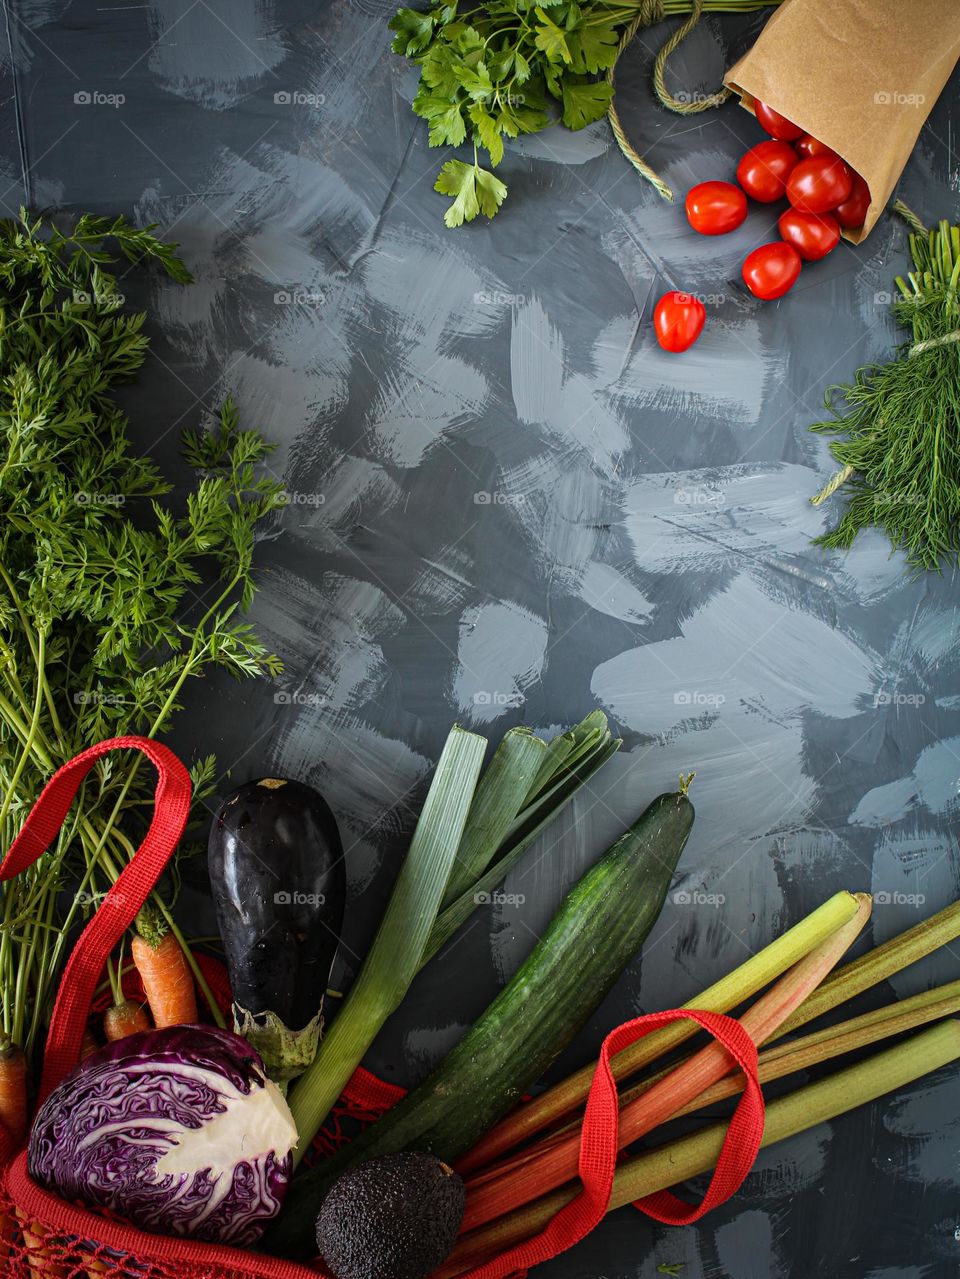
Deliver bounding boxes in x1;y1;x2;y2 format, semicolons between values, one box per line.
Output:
268;791;693;1261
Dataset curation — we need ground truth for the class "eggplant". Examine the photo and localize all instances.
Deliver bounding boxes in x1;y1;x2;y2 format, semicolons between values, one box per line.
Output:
208;777;346;1082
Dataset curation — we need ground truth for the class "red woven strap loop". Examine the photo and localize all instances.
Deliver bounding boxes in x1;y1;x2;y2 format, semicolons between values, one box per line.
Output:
0;736;192;1104
462;1008;764;1279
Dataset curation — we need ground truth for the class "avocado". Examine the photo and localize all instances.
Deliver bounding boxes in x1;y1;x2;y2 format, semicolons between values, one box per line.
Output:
316;1151;466;1279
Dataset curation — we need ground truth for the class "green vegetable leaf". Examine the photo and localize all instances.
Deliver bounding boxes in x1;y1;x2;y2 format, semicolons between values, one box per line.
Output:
453;23;485;55
534;8;572;64
420;46;463;98
469;102;505;166
388;0;634;224
435;159;480;227
568;21;619;74
434;159;507;226
388;6;435;56
500;93;550;137
427;101;468;147
413;88;457;120
542;60;563;100
475;166;509;218
561;75;613;129
0;210;285;1067
457;58;494;100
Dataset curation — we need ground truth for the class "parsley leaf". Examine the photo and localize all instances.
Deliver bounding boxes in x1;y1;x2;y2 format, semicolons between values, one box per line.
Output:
458;59;494;100
388;6;434;56
475;166;509;218
435;159;480;227
568;21;620;75
435;159;507;227
561;75;613;129
428;101;468;147
469;103;505;166
534;8;572;65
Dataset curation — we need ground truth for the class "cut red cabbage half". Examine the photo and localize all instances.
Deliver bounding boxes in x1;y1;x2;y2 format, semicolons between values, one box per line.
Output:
28;1024;298;1247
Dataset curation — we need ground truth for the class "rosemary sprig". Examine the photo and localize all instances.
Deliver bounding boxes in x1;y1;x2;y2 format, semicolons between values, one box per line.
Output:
0;211;285;1071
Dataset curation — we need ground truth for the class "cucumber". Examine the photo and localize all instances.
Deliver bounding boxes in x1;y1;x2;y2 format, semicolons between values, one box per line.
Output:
268;789;693;1260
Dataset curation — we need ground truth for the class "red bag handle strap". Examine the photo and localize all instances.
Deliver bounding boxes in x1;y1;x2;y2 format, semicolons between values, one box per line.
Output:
463;1009;764;1279
0;736;192;1103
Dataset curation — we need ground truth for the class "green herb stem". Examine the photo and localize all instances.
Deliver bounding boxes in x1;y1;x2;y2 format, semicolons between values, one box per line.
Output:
0;212;283;1073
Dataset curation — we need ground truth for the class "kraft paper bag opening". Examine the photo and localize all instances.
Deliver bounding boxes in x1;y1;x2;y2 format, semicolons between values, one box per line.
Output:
725;0;960;242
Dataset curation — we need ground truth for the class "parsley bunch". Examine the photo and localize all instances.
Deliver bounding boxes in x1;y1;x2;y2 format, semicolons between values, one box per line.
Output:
0;212;285;1070
390;1;625;226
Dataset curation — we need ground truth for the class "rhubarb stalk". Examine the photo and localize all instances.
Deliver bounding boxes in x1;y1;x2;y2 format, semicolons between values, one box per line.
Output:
775;898;960;1039
667;979;960;1118
461;894;871;1230
459;889;862;1174
437;1020;960;1278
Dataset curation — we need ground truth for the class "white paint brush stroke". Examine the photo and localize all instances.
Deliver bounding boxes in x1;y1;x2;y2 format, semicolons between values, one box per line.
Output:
511;297;629;467
578;560;653;623
620;463;825;573
452;601;549;724
591;575;875;851
145;0;286;111
849;737;960;826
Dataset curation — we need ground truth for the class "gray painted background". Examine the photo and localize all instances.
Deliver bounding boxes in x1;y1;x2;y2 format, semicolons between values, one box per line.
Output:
3;2;959;1275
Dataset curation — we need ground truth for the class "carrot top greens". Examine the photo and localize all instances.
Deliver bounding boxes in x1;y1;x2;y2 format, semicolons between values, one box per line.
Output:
0;211;284;1071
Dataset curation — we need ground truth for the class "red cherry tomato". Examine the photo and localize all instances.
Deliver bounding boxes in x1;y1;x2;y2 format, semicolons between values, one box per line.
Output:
654;291;706;353
736;141;799;203
685;181;748;236
786;156;852;214
795;134;840;163
834;172;870;229
754;99;804;141
778;209;840;261
742;242;802;300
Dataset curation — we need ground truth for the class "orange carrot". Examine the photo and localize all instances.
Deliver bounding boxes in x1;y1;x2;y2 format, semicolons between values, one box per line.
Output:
0;1043;28;1147
103;999;150;1042
131;931;198;1028
80;1028;99;1060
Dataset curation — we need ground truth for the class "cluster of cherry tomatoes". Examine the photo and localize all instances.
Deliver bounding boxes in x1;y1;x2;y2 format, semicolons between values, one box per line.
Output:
654;99;871;353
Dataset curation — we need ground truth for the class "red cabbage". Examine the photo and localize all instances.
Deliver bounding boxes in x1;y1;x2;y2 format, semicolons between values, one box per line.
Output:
28;1024;298;1246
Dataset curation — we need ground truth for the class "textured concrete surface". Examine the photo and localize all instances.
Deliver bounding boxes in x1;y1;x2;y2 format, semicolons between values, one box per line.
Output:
3;3;958;1275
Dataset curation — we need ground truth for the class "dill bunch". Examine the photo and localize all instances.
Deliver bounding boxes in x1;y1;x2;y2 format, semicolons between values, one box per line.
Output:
0;211;285;1068
812;211;960;573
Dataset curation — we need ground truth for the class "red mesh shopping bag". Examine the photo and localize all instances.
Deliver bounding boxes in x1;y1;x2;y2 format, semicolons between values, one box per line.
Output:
0;736;765;1279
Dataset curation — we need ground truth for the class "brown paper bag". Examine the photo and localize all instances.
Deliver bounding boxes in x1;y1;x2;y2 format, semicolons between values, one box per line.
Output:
725;0;960;241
